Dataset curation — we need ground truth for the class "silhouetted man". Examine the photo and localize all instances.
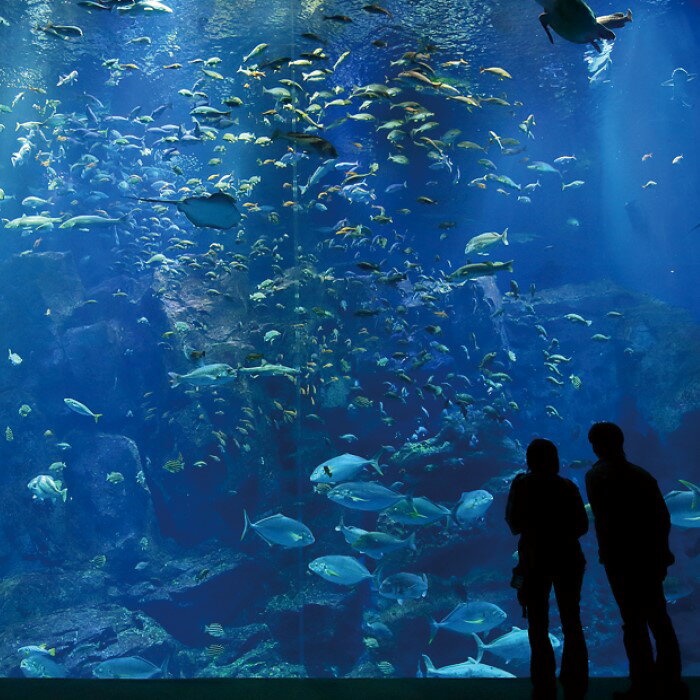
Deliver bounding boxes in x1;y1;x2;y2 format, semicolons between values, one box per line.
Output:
586;422;685;700
506;438;589;700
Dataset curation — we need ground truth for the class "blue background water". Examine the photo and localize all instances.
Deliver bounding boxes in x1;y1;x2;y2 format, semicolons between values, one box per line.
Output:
0;0;697;680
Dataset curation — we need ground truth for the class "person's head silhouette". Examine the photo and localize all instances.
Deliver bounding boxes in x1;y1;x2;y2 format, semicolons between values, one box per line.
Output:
526;438;559;476
588;421;626;461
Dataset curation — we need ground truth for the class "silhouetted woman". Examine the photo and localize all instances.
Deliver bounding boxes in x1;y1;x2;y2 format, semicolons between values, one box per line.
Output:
506;438;589;700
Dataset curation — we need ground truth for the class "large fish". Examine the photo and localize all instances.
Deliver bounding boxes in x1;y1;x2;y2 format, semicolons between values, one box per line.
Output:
596;9;632;29
665;480;700;528
350;530;416;559
473;627;560;664
385;497;451;526
421;655;515;679
136;191;241;229
308;555;372;585
4;215;62;230
335;516;369;545
92;656;169;679
59;214;124;229
464;229;509;254
447;260;513;282
168;363;237;388
379;572;428;604
238;363;301;379
310;452;383;483
27;475;67;503
241;511;315;548
453;490;494;526
64;398;102;422
271;130;338;158
429;601;507;643
20;654;67;679
327;481;403;511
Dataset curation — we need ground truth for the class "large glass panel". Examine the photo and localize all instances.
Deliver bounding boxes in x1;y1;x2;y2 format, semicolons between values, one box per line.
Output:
0;0;697;681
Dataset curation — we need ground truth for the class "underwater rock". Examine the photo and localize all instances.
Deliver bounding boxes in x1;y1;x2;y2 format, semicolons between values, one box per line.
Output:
122;547;282;652
0;604;177;677
0;569;110;629
264;582;364;675
178;623;274;676
66;432;154;553
196;634;307;678
217;622;270;653
265;586;357;614
17;431;153;566
0;252;84;323
123;548;267;607
62;321;122;396
386;404;523;488
86;273;152;306
140;403;237;545
527;280;700;434
156;401;220;455
0;252;84;400
344;661;379;678
153;266;249;345
320;377;352;409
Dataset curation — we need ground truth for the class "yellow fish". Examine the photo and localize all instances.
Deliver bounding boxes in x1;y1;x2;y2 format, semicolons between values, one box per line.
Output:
479;66;512;79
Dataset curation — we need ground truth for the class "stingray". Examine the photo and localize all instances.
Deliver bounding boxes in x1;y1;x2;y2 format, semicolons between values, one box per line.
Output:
137;191;241;229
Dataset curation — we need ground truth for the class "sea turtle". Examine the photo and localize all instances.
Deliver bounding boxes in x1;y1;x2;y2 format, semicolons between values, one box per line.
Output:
535;0;617;53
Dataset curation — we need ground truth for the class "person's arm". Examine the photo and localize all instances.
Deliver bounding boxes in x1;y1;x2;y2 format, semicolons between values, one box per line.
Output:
506;473;526;535
571;481;589;538
650;478;671;537
648;476;674;568
585;470;607;560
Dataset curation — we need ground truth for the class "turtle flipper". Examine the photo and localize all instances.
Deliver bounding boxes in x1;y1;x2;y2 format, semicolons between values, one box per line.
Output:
539;13;554;45
596;23;616;41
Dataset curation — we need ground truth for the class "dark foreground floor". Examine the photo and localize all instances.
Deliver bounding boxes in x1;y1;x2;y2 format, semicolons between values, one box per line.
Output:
1;678;698;700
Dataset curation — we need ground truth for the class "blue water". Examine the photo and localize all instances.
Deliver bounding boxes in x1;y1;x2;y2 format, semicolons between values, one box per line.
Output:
0;0;697;680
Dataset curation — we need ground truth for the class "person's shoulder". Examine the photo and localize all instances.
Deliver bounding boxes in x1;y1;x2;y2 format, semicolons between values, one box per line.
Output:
625;460;648;471
625;461;658;484
558;475;582;491
585;460;604;479
510;471;528;485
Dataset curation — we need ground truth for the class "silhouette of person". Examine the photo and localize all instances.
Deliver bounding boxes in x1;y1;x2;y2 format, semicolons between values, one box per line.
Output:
506;438;589;700
585;422;686;700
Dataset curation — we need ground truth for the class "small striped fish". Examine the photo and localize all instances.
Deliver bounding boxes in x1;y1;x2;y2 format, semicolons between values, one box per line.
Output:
162;453;185;473
377;661;394;675
204;623;225;638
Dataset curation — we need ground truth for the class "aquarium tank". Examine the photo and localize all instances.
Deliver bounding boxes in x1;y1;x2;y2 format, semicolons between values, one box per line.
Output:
0;0;697;682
